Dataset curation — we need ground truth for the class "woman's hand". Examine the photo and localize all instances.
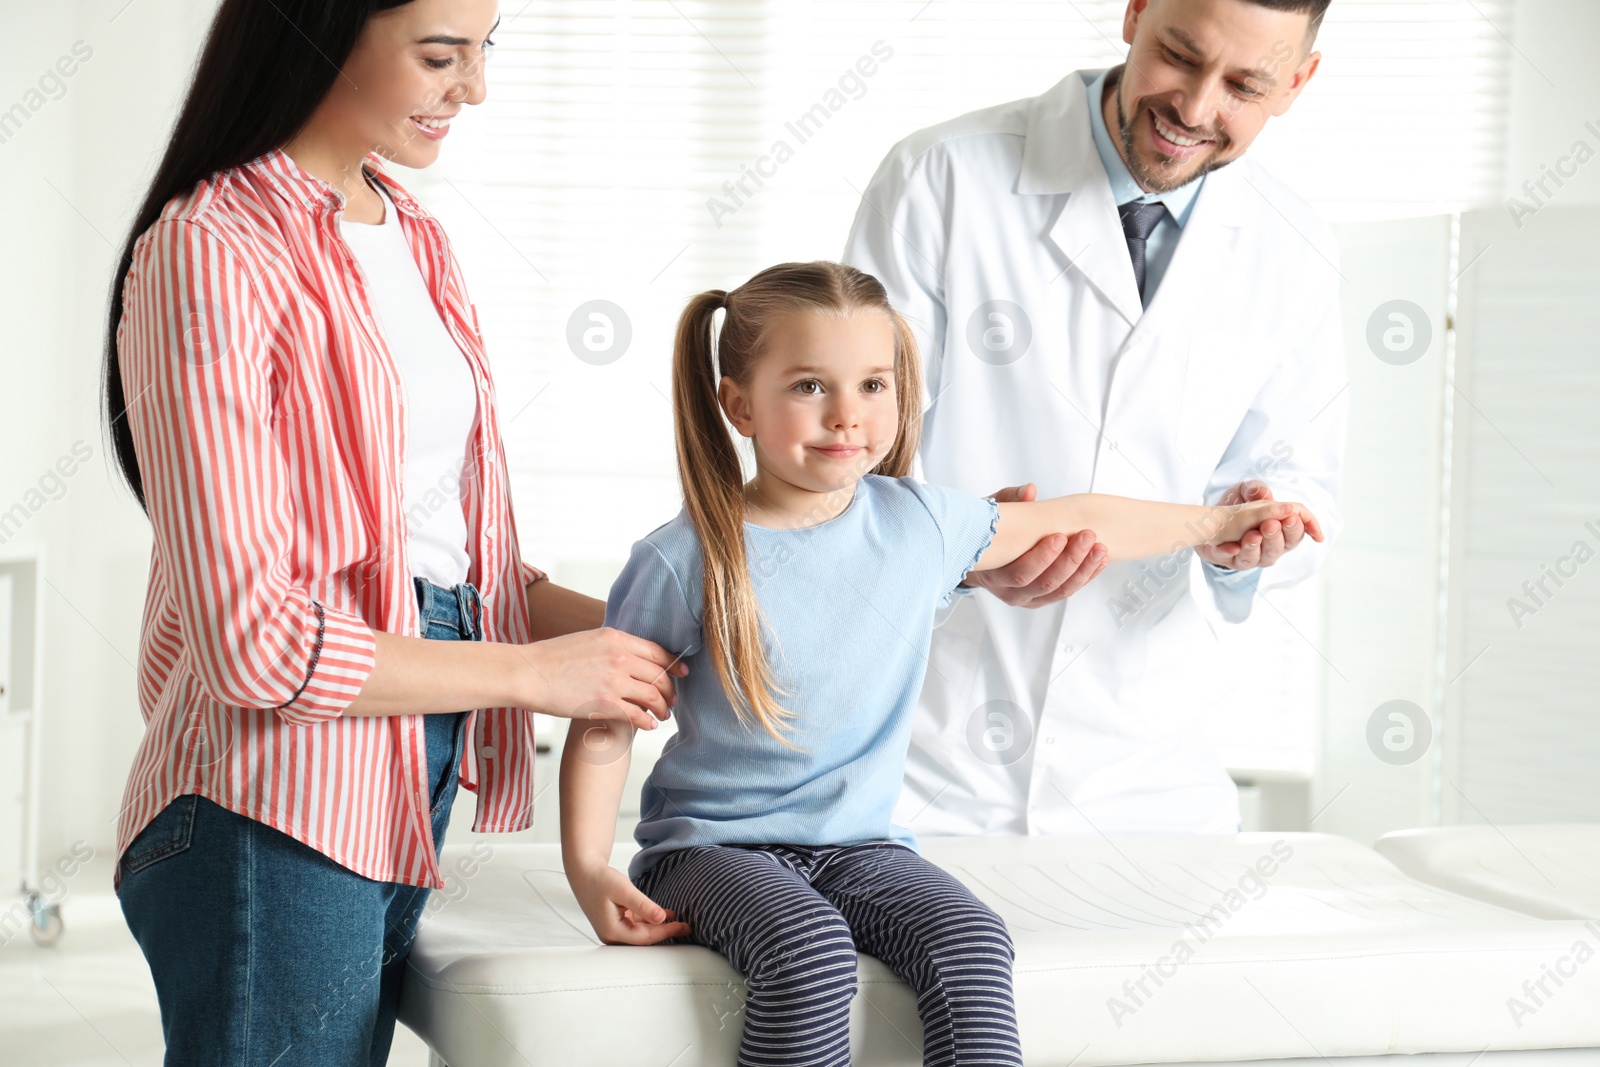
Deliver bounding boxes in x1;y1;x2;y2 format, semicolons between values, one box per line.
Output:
1213;499;1324;552
516;627;688;730
568;863;692;946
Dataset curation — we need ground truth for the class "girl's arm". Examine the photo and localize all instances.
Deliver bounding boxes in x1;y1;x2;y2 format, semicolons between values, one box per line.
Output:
526;578;605;640
974;494;1323;572
560;718;691;945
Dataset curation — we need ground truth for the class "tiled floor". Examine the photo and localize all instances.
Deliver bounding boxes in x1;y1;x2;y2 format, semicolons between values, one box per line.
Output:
0;854;432;1066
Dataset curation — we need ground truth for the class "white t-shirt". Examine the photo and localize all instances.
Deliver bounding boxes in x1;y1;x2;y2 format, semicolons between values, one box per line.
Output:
340;179;477;588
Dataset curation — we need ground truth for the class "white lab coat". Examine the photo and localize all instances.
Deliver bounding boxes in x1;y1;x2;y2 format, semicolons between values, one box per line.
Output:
842;69;1348;838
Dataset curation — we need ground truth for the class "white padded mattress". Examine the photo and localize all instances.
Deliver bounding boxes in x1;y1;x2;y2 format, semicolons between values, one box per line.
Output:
398;834;1600;1066
1376;824;1600;920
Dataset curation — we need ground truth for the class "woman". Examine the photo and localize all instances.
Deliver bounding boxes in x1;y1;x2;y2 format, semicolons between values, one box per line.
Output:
101;2;684;1062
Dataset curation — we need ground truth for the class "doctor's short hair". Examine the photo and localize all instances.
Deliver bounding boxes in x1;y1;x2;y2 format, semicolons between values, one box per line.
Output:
1240;0;1333;44
670;262;923;744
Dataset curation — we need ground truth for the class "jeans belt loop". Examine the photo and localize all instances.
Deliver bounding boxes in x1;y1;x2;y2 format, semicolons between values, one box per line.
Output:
454;583;475;641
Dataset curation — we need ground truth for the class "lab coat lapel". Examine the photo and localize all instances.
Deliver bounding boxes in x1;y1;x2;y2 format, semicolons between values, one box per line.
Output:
1126;161;1250;348
1093;162;1252;496
1021;71;1145;327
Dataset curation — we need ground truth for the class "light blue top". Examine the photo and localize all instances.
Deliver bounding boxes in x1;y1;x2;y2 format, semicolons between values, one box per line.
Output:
1086;66;1204;308
608;475;1001;881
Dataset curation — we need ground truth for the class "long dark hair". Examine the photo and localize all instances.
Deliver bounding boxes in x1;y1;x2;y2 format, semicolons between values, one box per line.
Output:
102;0;413;513
672;262;923;743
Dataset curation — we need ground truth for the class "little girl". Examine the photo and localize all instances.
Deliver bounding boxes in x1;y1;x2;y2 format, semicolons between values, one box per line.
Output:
560;261;1321;1067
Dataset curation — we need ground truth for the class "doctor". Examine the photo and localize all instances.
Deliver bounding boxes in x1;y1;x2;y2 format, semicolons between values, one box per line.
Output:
843;0;1347;837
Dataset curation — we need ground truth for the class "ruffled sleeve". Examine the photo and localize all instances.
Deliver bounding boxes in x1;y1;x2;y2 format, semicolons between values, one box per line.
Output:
604;536;703;661
900;478;1002;609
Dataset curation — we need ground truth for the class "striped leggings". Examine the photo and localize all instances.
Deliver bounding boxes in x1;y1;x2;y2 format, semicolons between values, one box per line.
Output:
633;840;1023;1067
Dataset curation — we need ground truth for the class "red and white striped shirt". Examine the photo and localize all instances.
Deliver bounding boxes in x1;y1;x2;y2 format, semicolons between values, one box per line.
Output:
114;148;547;890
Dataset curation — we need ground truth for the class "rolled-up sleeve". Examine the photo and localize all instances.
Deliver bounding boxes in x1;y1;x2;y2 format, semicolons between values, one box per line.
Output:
117;219;377;724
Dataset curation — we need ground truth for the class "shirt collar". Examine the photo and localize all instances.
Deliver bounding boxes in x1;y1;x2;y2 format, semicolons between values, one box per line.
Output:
1087;65;1204;228
245;147;428;220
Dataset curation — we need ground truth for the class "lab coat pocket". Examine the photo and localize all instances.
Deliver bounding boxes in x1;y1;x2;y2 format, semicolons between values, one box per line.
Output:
1177;329;1259;469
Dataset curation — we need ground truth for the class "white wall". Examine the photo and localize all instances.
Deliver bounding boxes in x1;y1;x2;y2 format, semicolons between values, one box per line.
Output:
0;0;217;873
1507;0;1600;208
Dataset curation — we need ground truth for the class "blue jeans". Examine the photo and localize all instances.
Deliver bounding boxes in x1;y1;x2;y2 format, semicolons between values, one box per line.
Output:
116;576;481;1066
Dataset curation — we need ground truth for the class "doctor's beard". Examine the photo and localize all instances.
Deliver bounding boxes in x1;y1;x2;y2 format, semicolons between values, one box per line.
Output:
1116;92;1237;194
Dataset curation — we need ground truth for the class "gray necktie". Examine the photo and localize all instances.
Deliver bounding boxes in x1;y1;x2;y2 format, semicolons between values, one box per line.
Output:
1118;199;1169;300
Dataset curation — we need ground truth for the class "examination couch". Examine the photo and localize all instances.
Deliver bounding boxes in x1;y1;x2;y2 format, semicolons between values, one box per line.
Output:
397;831;1600;1065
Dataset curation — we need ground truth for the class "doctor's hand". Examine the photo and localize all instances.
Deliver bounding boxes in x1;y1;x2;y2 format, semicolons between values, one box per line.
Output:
960;483;1108;607
568;863;692;946
1197;480;1316;573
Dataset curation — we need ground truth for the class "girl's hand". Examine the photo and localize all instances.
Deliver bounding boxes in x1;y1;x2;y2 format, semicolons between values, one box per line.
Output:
517;628;688;731
1215;500;1324;549
569;863;691;946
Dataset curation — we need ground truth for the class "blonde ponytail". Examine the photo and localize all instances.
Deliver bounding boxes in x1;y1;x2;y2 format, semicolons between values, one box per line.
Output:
670;262;923;742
